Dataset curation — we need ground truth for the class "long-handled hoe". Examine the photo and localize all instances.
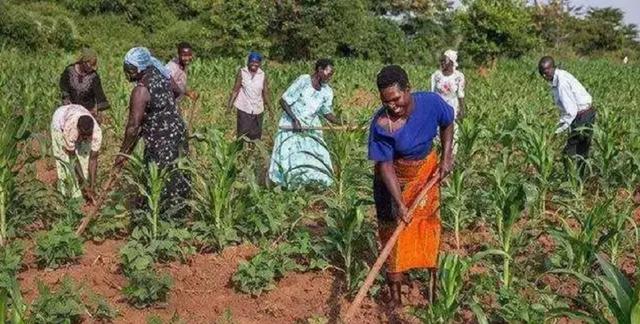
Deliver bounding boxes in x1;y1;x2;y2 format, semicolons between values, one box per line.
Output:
344;169;443;322
75;167;122;236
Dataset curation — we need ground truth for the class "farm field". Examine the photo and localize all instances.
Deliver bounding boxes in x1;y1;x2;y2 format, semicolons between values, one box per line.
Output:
1;49;639;323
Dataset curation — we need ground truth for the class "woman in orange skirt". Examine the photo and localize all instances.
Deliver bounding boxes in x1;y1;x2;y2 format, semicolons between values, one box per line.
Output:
368;65;455;306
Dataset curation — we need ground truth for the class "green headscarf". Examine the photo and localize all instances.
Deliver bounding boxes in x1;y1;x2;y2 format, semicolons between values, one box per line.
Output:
79;48;97;63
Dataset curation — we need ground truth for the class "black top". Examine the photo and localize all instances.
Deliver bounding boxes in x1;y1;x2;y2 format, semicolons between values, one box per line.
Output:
139;66;187;166
59;64;110;111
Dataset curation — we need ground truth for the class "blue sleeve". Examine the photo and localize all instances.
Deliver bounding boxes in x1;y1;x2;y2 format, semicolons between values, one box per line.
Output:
433;93;455;127
368;119;394;162
282;75;307;106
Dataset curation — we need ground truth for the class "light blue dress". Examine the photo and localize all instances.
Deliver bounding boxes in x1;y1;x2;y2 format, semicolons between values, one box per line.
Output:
268;74;334;187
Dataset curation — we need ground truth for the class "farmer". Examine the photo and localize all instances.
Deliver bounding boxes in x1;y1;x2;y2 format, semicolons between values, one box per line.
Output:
268;59;342;187
431;49;466;120
59;48;110;121
369;65;454;306
431;49;465;152
115;47;190;214
227;51;272;140
538;56;596;175
51;104;102;203
166;42;198;103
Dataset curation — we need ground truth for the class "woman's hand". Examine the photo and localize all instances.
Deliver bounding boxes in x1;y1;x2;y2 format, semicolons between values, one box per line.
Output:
440;155;454;179
397;203;412;224
291;118;302;132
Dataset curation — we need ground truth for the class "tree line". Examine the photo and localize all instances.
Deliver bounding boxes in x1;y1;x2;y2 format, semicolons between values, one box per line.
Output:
1;0;638;65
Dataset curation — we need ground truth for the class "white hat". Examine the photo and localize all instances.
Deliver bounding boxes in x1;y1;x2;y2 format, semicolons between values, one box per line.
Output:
444;49;458;68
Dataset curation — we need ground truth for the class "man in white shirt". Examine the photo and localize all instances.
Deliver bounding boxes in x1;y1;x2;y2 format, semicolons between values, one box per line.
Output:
538;56;596;175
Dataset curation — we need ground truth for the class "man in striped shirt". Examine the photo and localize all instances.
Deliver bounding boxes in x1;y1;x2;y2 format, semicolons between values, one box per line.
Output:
538;56;596;176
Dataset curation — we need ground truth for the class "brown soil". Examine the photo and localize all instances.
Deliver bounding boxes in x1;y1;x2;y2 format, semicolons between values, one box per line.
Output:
18;240;425;324
35;158;57;186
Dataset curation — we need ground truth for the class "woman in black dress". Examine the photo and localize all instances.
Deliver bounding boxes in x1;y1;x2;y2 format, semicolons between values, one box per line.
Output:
59;48;110;119
114;47;190;215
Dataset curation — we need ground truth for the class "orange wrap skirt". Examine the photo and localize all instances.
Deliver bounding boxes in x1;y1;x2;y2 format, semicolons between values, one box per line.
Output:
374;151;440;273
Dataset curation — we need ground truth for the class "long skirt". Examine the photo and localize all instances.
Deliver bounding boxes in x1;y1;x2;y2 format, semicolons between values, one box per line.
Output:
51;127;90;199
268;129;333;188
374;150;441;273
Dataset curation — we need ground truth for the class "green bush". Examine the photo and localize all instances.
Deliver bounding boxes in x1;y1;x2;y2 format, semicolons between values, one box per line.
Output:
123;269;173;309
0;2;81;51
31;276;84;324
35;222;84;269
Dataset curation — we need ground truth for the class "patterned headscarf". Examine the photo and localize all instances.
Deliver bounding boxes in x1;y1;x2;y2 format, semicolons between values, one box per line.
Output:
444;49;459;69
248;51;263;63
124;47;171;79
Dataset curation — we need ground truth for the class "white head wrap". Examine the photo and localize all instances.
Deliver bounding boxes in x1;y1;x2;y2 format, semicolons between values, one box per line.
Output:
444;49;458;69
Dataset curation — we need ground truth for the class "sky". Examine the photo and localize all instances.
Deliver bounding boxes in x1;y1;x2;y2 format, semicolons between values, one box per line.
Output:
572;0;640;26
452;1;640;27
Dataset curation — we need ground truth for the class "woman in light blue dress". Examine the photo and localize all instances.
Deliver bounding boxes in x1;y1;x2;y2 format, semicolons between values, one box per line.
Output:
268;59;342;187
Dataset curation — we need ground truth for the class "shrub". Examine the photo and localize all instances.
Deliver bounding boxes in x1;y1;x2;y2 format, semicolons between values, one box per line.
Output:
35;222;84;269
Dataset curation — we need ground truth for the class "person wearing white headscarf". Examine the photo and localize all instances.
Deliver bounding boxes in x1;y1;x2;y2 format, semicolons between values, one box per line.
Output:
430;49;466;154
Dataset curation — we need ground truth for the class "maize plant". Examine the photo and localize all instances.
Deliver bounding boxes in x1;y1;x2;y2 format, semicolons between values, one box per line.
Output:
488;164;527;288
190;129;242;250
413;250;506;324
123;156;172;240
549;200;616;274
0;113;31;247
550;254;640;324
519;124;555;219
443;168;468;250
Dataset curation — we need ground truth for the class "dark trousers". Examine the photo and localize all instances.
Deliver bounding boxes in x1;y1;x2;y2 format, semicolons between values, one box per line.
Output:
564;109;596;176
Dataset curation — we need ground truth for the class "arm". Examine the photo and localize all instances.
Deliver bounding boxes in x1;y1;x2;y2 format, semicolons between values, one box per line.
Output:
556;81;578;133
115;86;149;167
430;72;437;92
457;74;466;120
439;122;454;178
375;162;410;223
93;74;110;111
227;70;242;110
59;68;72;105
323;113;342;125
88;150;98;189
280;98;301;131
262;75;272;111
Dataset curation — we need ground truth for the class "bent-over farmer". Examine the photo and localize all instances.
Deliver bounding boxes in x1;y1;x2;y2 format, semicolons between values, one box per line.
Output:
51;104;101;202
538;56;596;176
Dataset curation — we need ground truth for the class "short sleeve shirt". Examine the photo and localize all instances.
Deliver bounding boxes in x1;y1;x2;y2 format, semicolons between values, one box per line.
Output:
430;70;465;113
368;92;454;162
52;104;102;152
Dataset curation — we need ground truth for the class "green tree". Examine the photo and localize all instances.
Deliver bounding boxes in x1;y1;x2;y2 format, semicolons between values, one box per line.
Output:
458;0;539;66
268;0;372;60
570;7;638;54
207;0;272;58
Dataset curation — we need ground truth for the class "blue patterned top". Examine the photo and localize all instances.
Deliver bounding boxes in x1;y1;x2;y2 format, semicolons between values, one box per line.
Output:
279;74;333;127
368;92;454;162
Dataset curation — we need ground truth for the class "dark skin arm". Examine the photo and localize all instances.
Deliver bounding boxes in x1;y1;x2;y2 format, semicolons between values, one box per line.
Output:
60;67;72;105
115;85;149;168
280;98;302;131
227;70;242;110
262;75;273;111
457;98;466;120
439;122;455;177
323;113;342;125
375;162;410;224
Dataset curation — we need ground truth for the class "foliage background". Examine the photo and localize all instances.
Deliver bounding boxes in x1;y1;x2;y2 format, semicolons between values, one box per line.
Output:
1;0;638;65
